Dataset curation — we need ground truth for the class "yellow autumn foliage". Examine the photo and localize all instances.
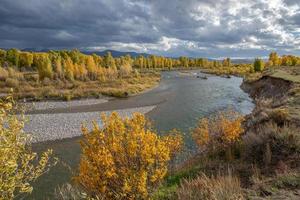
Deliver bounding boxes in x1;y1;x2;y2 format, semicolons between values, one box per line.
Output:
0;96;56;200
192;110;244;150
192;118;210;147
75;112;183;199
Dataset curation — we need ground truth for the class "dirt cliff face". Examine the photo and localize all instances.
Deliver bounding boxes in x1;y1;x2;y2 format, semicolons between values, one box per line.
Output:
241;71;300;130
242;76;292;101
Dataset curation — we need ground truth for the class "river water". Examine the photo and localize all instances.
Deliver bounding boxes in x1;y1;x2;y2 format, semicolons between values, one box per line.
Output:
28;71;254;199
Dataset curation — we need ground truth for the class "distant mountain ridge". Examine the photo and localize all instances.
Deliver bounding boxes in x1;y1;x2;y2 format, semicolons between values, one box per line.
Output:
83;50;151;58
10;48;256;63
19;48;151;58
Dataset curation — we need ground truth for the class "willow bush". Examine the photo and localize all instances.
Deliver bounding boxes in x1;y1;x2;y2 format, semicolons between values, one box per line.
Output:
192;110;244;160
75;112;183;199
0;96;56;199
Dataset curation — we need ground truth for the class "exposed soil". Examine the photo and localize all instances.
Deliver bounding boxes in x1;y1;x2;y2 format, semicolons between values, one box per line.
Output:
242;75;292;101
241;70;300;128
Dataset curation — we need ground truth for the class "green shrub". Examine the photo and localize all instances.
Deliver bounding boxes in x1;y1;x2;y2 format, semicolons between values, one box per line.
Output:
6;48;20;67
253;58;265;72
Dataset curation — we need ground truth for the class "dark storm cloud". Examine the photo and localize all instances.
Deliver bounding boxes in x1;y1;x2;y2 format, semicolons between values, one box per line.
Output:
0;0;158;48
0;0;299;57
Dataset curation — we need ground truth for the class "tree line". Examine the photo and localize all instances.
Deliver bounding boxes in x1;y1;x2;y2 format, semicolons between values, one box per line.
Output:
0;48;242;81
1;48;299;81
253;52;300;72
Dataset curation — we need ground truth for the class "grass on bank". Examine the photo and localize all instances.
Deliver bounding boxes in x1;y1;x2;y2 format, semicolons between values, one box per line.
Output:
269;66;300;83
0;71;160;101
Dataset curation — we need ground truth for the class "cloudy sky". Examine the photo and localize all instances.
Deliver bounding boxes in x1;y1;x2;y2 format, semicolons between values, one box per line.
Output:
0;0;300;58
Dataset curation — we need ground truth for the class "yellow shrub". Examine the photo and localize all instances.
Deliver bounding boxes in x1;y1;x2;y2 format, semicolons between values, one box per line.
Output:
75;112;183;199
192;110;244;159
0;96;56;200
192;118;210;147
218;112;244;144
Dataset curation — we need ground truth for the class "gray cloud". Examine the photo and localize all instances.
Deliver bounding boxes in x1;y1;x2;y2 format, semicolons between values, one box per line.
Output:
0;0;299;57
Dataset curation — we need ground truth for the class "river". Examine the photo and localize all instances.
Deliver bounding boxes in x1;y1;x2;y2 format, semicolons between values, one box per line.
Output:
28;70;254;199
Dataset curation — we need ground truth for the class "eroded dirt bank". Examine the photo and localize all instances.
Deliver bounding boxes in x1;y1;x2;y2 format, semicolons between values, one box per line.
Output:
241;72;300;129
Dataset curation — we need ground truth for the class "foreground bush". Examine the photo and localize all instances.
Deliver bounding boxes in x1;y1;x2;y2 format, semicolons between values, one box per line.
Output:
177;173;244;200
192;110;244;160
75;112;183;199
0;96;56;199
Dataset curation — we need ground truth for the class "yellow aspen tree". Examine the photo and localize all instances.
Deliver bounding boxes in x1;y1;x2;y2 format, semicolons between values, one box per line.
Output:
63;57;75;81
86;56;97;80
19;52;33;69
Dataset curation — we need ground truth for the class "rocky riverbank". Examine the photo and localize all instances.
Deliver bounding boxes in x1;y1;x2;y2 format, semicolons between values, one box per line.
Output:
24;105;156;143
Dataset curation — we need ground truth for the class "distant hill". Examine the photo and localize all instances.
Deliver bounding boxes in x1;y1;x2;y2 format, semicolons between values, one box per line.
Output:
230;58;254;64
21;48;51;52
83;50;151;58
16;48;257;63
19;48;151;58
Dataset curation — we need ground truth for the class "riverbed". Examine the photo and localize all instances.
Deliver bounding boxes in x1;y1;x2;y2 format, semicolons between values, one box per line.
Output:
27;70;254;199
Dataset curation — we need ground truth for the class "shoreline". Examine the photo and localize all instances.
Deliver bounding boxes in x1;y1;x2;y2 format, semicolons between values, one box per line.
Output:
25;105;157;143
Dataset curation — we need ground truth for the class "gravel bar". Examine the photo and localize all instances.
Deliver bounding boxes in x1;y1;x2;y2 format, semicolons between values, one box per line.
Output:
22;98;109;111
24;105;156;143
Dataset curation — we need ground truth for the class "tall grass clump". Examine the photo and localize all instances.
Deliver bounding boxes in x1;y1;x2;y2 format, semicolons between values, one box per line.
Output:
177;172;244;200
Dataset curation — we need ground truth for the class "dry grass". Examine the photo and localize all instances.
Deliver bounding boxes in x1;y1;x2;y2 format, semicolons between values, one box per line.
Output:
177;172;244;200
243;122;300;168
270;69;300;83
244;72;263;83
246;170;300;199
0;67;8;81
54;184;88;200
5;78;19;88
0;71;160;101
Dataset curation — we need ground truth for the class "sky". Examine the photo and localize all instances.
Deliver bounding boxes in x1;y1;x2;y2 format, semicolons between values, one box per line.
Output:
0;0;300;58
